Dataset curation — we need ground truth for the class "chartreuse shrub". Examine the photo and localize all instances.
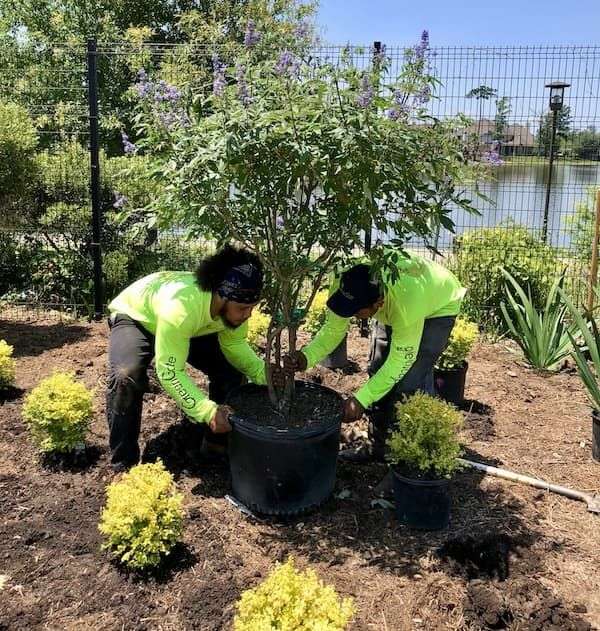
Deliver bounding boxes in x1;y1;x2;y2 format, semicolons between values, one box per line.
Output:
22;372;92;452
99;460;184;570
0;340;16;390
437;317;478;370
302;291;329;335
450;223;559;330
247;308;271;350
387;393;463;479
234;557;354;631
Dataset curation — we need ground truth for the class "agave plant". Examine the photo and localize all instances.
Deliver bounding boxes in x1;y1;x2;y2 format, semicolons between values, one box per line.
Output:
559;288;600;410
500;268;577;371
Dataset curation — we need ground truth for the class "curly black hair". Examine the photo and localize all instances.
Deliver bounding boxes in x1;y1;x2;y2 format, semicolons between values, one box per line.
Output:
195;245;263;292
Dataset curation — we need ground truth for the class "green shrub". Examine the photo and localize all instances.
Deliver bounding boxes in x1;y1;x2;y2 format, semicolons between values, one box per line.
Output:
566;186;597;264
247;308;270;350
234;557;355;631
0;231;25;297
22;372;93;452
437;317;478;370
303;290;329;335
0;340;16;390
450;223;559;330
99;460;184;570
0;101;38;205
387;392;463;478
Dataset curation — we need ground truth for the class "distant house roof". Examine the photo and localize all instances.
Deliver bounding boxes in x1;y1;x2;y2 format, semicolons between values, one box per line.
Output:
466;119;536;147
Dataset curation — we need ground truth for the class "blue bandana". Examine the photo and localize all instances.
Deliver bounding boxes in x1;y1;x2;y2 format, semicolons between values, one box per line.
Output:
217;263;262;304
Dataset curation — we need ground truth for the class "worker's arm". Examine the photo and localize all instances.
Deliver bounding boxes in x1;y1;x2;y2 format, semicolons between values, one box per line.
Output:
354;318;425;409
301;309;351;368
218;321;267;385
154;317;218;424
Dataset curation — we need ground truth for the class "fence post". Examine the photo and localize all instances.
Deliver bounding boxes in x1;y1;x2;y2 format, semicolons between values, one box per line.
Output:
87;38;103;321
586;189;600;314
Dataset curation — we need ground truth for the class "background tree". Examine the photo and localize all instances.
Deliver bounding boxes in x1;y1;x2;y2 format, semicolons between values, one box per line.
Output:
537;106;572;157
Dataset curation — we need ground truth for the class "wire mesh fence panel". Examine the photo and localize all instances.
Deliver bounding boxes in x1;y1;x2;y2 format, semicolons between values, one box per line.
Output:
1;40;599;323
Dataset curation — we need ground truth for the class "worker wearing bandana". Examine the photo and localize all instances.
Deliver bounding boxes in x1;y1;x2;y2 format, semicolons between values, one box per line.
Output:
105;245;272;471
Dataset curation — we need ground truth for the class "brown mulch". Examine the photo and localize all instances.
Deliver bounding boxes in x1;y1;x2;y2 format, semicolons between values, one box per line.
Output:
0;315;598;630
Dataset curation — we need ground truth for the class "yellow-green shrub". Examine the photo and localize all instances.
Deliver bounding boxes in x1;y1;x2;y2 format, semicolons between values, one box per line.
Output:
247;308;270;349
234;557;354;631
99;460;184;570
0;340;16;390
303;291;329;335
22;372;92;452
437;317;478;370
387;392;463;478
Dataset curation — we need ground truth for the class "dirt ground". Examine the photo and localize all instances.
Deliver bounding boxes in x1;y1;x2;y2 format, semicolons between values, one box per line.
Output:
0;314;599;631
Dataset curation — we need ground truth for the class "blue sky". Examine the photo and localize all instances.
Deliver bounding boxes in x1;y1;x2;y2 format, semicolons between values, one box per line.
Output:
317;0;600;46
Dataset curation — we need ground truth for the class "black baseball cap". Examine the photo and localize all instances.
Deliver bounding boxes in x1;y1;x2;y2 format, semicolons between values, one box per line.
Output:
326;264;382;318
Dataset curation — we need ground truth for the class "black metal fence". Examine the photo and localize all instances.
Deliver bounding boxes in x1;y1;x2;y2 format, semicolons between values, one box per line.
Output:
1;41;599;323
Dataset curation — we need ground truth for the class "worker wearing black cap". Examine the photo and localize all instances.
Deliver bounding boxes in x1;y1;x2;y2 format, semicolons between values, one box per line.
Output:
285;250;466;463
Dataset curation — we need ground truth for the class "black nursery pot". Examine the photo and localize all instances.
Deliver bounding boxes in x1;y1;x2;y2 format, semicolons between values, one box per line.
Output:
434;361;468;406
392;468;451;530
593;410;600;463
226;382;342;516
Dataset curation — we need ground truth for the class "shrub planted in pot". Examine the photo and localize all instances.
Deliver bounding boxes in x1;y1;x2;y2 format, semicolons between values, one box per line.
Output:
434;317;478;404
129;28;480;512
234;557;354;631
387;392;463;529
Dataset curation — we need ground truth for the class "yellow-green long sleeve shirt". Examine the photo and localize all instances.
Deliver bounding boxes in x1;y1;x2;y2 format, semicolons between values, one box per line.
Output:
108;271;266;424
302;253;466;408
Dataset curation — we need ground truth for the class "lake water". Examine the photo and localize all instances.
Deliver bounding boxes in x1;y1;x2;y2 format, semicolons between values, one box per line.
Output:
377;162;600;251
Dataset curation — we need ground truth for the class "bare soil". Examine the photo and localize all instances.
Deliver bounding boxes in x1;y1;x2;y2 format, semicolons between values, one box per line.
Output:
0;315;599;630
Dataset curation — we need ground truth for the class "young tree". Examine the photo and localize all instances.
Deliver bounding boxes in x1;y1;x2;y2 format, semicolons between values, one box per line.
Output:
537;106;572;157
493;96;511;154
130;30;479;414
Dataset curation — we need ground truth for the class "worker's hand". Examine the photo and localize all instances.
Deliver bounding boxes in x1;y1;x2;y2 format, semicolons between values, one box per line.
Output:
209;405;233;433
283;350;308;375
342;396;365;423
271;364;287;389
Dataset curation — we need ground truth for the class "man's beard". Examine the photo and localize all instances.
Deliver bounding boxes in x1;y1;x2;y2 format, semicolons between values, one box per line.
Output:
220;302;242;329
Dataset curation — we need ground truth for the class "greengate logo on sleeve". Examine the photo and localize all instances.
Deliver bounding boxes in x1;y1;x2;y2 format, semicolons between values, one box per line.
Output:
159;356;196;410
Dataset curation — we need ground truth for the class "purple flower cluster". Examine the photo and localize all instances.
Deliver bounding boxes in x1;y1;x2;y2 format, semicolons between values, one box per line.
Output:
235;63;252;106
372;43;387;65
274;50;299;77
134;70;181;104
356;74;374;108
212;54;226;97
276;216;285;229
156;109;189;130
294;20;311;40
481;150;504;166
113;192;128;209
244;19;261;48
414;30;430;62
121;131;137;155
415;84;431;105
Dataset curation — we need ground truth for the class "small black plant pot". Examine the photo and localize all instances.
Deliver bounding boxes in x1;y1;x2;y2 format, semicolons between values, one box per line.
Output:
434;361;468;406
319;336;348;370
593;410;600;463
227;381;342;516
392;468;451;530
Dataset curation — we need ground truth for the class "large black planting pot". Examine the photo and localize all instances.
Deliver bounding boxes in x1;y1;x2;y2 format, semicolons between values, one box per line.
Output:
434;361;468;406
227;382;342;516
593;409;600;463
392;469;451;530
